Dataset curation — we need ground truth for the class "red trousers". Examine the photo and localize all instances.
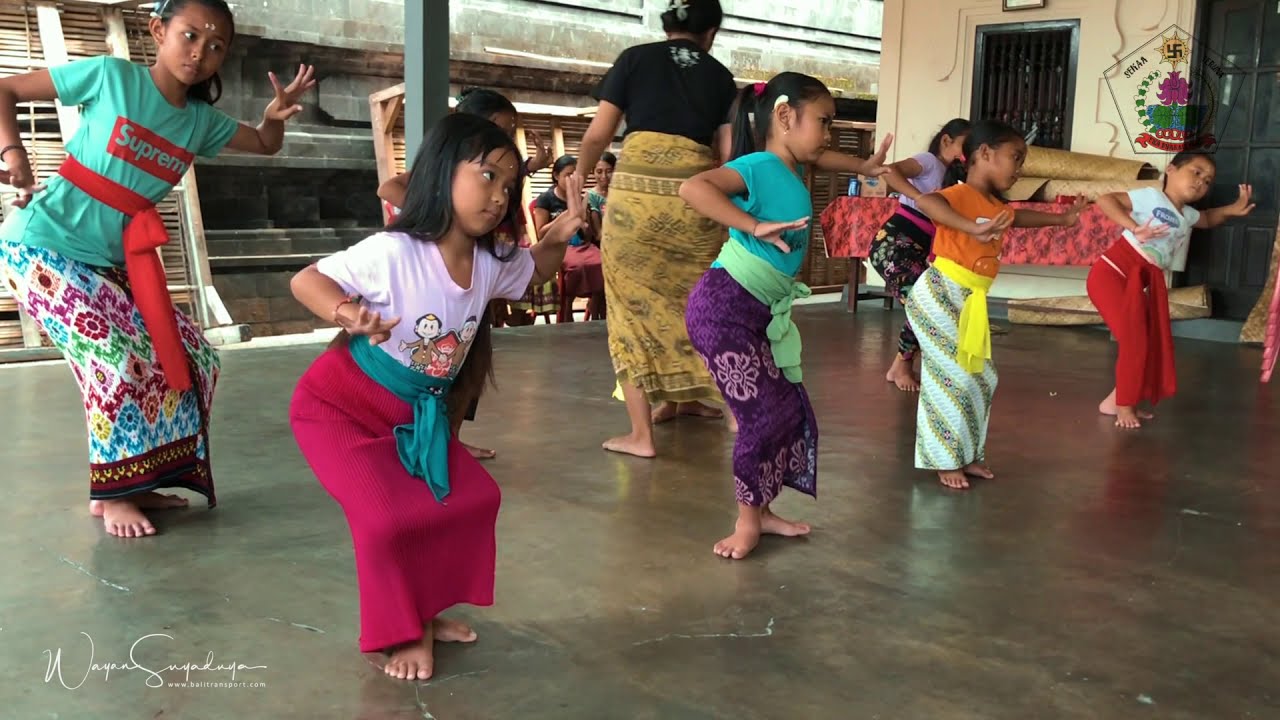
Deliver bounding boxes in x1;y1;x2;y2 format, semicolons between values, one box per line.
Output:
1086;239;1176;407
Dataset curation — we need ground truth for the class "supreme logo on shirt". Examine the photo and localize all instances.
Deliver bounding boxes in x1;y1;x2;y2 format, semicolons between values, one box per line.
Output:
106;116;194;185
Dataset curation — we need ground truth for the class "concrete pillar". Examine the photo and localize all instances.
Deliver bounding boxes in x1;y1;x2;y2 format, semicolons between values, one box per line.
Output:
404;0;450;165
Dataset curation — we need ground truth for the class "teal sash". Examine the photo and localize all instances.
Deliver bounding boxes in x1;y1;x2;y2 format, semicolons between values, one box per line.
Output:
715;239;812;383
348;335;453;502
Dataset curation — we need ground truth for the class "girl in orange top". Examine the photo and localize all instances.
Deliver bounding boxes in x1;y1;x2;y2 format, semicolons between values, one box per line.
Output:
909;120;1083;490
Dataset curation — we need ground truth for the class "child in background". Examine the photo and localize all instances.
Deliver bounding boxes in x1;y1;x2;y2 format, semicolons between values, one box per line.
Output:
909;120;1083;490
0;0;314;537
289;113;585;680
1089;153;1254;428
872;118;971;391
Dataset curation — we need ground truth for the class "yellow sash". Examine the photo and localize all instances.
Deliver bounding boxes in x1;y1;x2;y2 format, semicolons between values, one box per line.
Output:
932;257;995;373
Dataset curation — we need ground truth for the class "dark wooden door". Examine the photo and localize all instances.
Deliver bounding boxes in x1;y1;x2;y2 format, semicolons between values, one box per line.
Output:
1184;0;1280;319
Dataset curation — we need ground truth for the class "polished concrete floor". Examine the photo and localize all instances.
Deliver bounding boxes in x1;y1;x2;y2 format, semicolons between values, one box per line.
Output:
2;303;1278;720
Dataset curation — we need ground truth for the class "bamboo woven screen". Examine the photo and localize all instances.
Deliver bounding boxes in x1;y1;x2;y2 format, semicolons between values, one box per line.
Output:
372;85;873;289
0;2;204;354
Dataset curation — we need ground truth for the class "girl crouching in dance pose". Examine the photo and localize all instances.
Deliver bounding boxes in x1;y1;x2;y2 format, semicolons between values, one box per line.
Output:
289;113;583;679
0;0;313;536
682;73;888;559
908;121;1083;490
1089;152;1254;428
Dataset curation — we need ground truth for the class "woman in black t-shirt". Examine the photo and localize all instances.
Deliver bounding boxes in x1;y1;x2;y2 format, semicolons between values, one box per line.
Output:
577;1;895;460
575;0;738;459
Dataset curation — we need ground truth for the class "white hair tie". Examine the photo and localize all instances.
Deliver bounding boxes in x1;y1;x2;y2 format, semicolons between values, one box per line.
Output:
773;94;790;110
668;0;689;21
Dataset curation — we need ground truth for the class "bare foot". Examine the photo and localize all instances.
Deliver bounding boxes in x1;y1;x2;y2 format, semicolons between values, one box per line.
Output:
651;401;679;425
937;470;971;490
962;462;994;479
1098;390;1153;422
383;625;435;681
462;442;496;460
760;506;811;536
885;356;920;392
1113;406;1144;429
90;499;157;537
677;402;723;419
602;433;656;458
713;514;762;560
431;617;477;643
89;491;188;516
652;401;724;424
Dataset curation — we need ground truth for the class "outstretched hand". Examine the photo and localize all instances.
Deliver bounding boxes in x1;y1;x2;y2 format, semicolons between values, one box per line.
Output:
1130;218;1169;243
971;210;1013;243
754;217;809;252
1227;184;1256;217
1060;195;1087;226
337;303;400;346
860;133;896;177
265;64;317;123
526;130;553;173
543;173;587;245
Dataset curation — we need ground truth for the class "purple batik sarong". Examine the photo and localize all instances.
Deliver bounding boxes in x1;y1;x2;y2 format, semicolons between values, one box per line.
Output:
686;268;817;506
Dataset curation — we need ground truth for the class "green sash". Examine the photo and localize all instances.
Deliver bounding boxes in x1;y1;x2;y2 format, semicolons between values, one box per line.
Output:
714;239;811;383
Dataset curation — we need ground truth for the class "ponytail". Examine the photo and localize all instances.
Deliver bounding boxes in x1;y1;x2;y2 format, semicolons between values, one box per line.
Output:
728;72;831;161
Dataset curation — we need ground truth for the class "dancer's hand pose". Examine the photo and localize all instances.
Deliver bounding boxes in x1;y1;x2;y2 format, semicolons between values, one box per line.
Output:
335;302;401;346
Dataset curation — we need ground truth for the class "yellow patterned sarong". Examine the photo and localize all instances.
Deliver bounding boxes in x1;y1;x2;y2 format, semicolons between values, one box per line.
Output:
603;131;726;404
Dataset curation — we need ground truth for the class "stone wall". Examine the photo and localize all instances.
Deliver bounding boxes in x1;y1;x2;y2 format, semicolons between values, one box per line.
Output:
224;0;883;96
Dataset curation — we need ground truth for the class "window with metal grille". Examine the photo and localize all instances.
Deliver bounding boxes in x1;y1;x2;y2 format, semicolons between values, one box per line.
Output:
972;20;1081;149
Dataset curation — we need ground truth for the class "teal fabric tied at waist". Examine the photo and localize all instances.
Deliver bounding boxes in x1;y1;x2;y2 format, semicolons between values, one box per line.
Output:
715;239;811;383
348;334;453;502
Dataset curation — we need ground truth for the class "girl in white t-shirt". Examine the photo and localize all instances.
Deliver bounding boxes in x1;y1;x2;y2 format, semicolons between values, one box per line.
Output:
1089;152;1255;429
288;113;584;681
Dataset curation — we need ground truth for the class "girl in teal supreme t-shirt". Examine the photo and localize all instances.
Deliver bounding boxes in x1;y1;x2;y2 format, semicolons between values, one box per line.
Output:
0;0;314;538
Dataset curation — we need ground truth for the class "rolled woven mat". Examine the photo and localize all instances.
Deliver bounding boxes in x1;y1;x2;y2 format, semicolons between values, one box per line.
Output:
1006;147;1160;202
1006;285;1211;326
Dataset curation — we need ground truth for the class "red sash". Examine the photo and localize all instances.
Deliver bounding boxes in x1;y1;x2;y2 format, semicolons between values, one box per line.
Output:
58;156;192;391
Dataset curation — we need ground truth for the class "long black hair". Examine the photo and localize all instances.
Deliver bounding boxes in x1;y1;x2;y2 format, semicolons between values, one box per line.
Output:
729;72;831;160
947;119;1025;198
551;155;577;180
930;118;972;188
153;0;234;105
456;87;517;121
387;113;526;406
661;0;723;34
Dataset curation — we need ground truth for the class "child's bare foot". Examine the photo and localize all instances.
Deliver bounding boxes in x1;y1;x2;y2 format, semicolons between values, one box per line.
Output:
760;506;810;536
714;505;763;560
651;401;679;424
1113;406;1145;429
383;625;435;681
678;401;723;419
431;617;477;643
885;356;920;392
1098;389;1153;424
962;462;994;479
603;433;656;458
461;442;496;460
937;470;971;490
90;499;158;537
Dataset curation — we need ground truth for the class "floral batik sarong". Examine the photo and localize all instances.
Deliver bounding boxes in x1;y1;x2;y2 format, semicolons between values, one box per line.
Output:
686;268;817;506
1;241;219;503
